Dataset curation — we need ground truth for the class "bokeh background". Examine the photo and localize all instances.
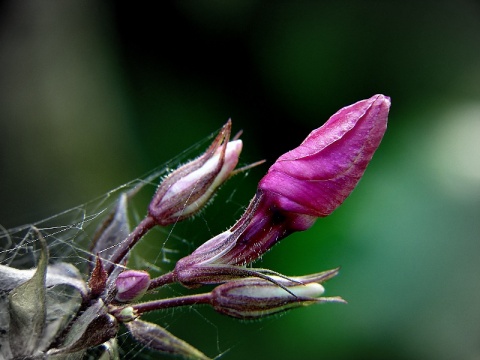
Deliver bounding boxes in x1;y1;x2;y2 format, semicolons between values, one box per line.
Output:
1;1;479;359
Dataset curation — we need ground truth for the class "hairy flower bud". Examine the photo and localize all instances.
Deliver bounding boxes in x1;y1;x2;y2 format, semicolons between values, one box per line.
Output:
173;95;390;286
115;270;151;302
210;268;345;319
149;120;242;225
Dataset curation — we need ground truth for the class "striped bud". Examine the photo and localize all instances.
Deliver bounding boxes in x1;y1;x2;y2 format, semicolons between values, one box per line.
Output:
210;269;345;319
149;120;242;225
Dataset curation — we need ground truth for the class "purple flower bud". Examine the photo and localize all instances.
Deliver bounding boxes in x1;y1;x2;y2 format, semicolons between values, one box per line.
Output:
115;270;151;302
173;95;389;286
149;120;242;225
259;94;390;218
210;268;345;319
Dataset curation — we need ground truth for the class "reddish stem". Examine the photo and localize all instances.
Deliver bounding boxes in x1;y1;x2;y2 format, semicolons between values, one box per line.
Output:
148;271;176;290
105;215;156;275
132;292;212;314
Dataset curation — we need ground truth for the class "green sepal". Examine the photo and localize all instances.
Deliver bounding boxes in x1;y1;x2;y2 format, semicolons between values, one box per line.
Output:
8;228;48;358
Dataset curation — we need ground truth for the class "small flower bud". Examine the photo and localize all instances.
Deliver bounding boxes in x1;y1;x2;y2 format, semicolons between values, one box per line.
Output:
110;305;139;322
149;120;243;225
115;270;151;302
210;269;345;319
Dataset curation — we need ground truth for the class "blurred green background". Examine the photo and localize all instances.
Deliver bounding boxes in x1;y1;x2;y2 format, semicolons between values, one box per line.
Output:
1;1;479;359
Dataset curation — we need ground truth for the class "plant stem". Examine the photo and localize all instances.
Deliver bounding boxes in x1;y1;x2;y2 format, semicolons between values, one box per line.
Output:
148;271;176;290
105;215;156;275
132;292;212;314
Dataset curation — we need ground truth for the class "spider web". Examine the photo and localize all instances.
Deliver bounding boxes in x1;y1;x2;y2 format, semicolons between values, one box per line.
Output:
0;128;262;360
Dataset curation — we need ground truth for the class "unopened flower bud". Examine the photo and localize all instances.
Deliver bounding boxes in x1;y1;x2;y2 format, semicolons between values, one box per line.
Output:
115;270;151;302
259;94;390;218
149;120;242;225
210;269;345;319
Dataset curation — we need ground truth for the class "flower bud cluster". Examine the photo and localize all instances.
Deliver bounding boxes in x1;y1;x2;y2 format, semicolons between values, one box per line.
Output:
2;95;390;360
173;94;390;286
106;95;389;359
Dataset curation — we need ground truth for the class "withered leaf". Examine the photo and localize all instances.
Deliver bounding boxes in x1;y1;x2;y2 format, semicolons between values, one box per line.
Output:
47;299;118;356
37;284;83;353
88;255;108;298
8;228;48;358
0;261;88;299
90;193;130;266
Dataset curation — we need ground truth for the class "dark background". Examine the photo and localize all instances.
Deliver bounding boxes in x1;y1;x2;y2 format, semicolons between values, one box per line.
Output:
1;1;479;359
